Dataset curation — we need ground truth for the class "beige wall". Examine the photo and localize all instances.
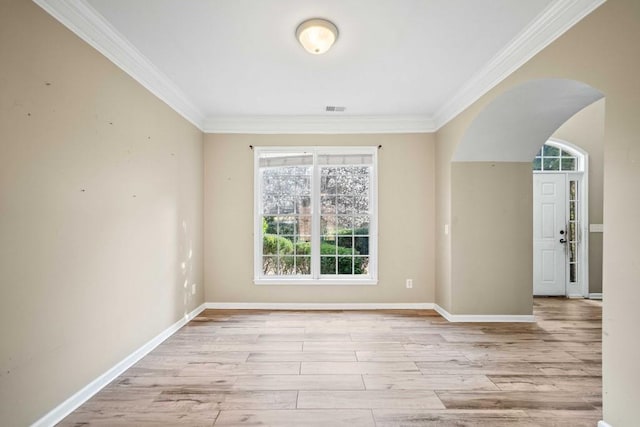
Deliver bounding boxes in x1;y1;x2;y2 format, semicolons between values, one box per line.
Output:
204;133;435;303
551;99;605;293
451;162;533;315
434;125;457;312
435;1;640;424
0;1;204;425
2;0;637;424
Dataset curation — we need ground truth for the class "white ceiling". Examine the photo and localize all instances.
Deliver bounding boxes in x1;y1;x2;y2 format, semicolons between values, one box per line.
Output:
35;0;604;133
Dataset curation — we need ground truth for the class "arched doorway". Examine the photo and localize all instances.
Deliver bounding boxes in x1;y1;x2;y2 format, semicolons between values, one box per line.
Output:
533;139;589;297
448;78;603;317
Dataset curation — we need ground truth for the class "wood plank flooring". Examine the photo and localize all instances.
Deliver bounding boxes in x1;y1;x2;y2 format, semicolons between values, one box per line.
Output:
59;297;602;426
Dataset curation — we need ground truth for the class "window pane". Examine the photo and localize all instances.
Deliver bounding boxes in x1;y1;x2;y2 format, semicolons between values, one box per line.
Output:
336;168;354;195
295;176;311;196
297;216;311;238
355;257;369;275
569;180;577;201
294;236;311;255
295;256;311;275
263;216;277;234
321;240;337;255
353;176;368;194
296;196;311;213
354;236;369;255
543;145;560;156
561;157;576;171
262;195;278;214
279;197;295;214
262;234;293;255
321;256;337;274
263;235;277;255
321;216;337;235
353;215;370;231
569;242;577;263
569;202;577;220
354;195;369;213
263;256;278;275
277;237;293;255
320;171;337;194
542;158;560;171
321;195;336;214
337;216;353;230
338;256;354;274
260;162;313;273
277;217;297;235
570;263;577;283
338;235;353;250
337;196;354;214
279;256;295;275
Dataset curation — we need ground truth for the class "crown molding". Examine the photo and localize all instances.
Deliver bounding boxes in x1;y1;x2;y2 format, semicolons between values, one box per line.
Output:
202;115;436;134
34;0;604;134
33;0;206;130
432;0;607;130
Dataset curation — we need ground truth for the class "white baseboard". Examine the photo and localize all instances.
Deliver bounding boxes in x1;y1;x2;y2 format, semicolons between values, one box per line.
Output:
32;303;206;427
205;302;435;310
589;293;603;300
598;421;612;427
434;304;535;323
204;302;535;322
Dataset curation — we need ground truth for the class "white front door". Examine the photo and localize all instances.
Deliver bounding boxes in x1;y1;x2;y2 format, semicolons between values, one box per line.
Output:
533;174;567;295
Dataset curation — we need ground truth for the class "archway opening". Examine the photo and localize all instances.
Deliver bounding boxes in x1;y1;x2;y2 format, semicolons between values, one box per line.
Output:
449;78;603;317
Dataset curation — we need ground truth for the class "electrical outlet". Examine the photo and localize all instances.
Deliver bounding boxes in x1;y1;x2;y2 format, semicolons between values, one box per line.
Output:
191;284;196;295
406;279;413;289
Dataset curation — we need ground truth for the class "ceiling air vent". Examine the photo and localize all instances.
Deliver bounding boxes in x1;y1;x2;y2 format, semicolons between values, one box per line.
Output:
325;106;346;112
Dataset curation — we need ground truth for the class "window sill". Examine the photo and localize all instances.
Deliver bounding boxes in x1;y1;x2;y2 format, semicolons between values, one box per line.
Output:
254;278;378;286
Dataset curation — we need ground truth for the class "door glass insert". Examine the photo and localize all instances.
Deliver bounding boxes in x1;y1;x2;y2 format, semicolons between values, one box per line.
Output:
568;179;579;284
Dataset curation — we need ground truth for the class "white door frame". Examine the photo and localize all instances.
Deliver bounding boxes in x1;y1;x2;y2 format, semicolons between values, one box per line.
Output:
533;138;589;298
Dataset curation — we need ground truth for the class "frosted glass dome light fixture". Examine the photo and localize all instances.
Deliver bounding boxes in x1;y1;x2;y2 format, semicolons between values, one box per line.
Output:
296;18;338;55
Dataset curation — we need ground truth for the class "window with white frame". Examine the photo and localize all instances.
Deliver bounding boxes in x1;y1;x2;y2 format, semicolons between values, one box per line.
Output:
533;143;578;171
254;147;377;284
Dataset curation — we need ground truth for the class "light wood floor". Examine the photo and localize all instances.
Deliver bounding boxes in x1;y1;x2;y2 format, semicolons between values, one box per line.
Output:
60;297;602;426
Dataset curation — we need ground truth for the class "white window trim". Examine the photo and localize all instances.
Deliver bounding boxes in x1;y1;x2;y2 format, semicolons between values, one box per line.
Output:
533;139;585;173
253;146;378;285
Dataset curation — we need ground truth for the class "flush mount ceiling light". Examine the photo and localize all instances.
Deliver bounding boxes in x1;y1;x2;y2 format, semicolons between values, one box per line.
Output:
296;18;338;55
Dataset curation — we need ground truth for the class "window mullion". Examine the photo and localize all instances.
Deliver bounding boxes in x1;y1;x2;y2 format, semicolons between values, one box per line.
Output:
311;150;321;279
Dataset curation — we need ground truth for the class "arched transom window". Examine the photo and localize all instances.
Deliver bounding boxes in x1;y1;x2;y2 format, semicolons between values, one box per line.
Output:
533;141;580;171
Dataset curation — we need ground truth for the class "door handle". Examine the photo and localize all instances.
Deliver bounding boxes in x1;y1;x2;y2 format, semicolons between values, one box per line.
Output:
559;238;567;244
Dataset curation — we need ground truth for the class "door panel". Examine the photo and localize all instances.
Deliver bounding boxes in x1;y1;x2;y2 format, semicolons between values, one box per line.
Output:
541;249;557;282
533;174;566;295
541;203;556;238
